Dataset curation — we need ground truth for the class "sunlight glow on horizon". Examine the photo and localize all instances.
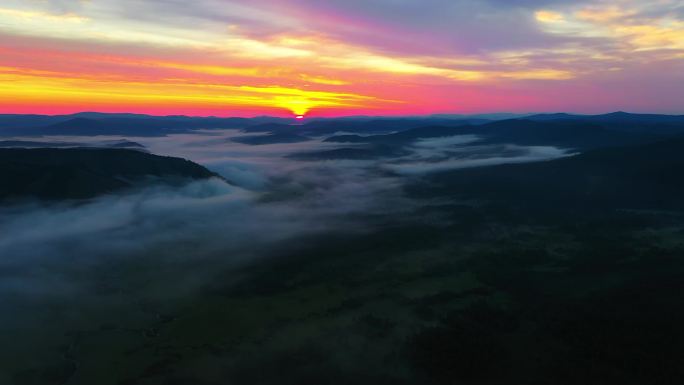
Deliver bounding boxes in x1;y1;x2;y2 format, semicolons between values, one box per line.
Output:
0;0;681;116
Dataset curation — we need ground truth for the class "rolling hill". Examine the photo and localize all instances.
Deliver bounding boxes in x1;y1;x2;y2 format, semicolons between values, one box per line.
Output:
0;148;220;202
412;138;684;210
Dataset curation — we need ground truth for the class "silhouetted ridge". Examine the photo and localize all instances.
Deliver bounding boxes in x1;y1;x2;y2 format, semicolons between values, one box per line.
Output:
0;148;219;201
324;119;658;151
414;138;684;210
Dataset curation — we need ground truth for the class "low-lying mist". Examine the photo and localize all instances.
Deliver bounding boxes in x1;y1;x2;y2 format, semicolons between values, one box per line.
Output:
7;120;684;385
0;128;572;305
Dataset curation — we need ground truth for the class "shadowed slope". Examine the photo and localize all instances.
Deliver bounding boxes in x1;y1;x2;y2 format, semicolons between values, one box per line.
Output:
413;139;684;210
0;148;220;201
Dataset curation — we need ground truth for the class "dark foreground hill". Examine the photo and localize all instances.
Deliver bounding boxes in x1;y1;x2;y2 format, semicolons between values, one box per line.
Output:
0;148;219;202
412;138;684;211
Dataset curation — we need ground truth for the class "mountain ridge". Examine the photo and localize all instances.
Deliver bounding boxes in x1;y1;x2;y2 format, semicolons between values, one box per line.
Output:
0;148;221;202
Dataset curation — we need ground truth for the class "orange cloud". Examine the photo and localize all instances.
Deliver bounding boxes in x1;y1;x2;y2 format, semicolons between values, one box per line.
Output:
575;7;636;23
535;10;565;23
0;67;389;116
0;7;88;23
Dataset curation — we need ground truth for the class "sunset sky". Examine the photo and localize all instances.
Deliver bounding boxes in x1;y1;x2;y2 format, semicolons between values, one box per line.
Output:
0;0;682;117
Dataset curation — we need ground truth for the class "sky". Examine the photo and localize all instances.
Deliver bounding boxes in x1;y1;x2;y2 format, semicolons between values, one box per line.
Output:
0;0;682;117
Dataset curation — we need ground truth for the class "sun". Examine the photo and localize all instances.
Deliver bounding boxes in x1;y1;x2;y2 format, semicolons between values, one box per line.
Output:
274;97;314;118
295;115;305;120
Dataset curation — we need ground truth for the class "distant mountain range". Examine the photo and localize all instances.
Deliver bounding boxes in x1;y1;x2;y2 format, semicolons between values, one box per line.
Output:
525;112;684;135
299;116;680;160
323;120;651;148
1;111;682;138
0;148;220;202
527;111;684;123
241;118;485;137
0;113;289;136
0;139;146;150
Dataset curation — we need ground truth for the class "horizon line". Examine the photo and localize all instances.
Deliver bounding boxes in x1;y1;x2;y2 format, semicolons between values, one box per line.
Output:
2;110;684;120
